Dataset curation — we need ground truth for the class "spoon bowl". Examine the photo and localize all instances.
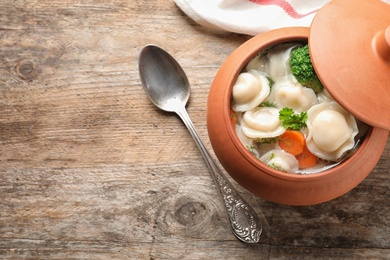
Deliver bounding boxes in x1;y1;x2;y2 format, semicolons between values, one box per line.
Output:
139;44;262;243
139;46;190;112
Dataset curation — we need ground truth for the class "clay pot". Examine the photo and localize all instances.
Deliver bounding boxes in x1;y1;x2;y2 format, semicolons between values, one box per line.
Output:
207;26;389;205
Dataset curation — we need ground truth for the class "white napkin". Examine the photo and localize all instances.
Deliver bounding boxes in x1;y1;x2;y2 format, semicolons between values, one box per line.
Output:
175;0;390;36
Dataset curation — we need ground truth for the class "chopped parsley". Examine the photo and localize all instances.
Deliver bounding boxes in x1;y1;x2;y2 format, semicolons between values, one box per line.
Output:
266;76;275;89
254;137;278;144
268;163;285;172
246;145;256;155
259;101;276;108
279;107;308;130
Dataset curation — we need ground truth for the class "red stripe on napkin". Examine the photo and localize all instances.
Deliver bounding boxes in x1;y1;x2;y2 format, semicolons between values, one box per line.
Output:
250;0;318;18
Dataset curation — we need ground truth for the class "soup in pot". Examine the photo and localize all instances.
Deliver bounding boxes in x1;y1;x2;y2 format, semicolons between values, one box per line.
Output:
230;43;365;174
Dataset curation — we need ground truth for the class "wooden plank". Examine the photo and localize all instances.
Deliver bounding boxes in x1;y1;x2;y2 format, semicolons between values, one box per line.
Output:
0;0;389;259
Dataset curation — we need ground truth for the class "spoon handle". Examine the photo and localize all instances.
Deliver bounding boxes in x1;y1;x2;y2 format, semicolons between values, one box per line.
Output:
176;106;262;243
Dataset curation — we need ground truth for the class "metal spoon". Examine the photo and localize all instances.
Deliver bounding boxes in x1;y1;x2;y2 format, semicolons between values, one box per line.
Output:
139;44;262;243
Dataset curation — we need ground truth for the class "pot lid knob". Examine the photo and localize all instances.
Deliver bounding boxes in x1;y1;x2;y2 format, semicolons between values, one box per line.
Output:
374;26;390;65
310;0;390;131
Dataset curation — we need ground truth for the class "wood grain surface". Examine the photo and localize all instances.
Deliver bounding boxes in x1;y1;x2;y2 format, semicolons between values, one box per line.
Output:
0;0;389;259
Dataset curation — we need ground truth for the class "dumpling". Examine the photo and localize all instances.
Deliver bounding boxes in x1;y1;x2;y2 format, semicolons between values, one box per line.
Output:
231;71;270;112
269;76;318;112
260;149;299;173
306;102;358;161
241;107;286;138
266;44;299;81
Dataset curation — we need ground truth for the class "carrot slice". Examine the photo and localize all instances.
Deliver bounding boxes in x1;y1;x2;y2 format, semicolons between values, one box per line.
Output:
230;109;237;125
296;145;318;169
278;130;305;156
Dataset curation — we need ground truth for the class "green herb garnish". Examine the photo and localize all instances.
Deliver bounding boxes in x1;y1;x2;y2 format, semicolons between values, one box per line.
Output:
268;163;285;172
266;76;275;89
279;107;308;130
254;137;279;144
259;101;276;108
246;145;256;155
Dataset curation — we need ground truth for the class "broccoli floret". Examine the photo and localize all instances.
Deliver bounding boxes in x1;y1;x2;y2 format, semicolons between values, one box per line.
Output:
289;45;324;93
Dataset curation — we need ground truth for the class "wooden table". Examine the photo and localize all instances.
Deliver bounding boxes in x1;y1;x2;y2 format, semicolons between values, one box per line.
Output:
0;1;389;259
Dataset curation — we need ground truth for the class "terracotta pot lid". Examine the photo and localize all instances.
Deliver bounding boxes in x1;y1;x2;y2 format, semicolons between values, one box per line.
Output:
309;0;390;131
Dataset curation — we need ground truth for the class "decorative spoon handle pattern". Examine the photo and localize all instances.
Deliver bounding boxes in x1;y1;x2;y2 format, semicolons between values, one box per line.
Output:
176;106;262;243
